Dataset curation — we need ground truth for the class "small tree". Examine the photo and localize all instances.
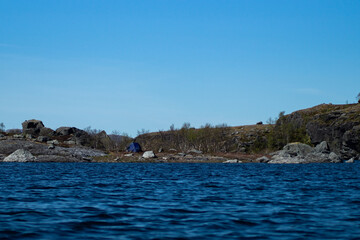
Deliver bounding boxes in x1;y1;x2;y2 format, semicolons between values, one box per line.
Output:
357;92;360;103
137;128;149;137
0;122;5;132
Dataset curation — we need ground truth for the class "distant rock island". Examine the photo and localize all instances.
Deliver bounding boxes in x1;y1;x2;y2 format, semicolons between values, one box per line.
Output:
0;103;359;163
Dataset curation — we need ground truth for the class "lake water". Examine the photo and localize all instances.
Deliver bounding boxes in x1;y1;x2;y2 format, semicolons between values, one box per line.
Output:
0;162;360;239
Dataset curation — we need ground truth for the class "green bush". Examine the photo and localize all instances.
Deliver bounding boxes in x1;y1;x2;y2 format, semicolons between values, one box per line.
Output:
266;112;311;150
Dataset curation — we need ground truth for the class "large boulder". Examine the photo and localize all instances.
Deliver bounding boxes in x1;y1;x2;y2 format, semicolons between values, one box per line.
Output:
55;127;79;136
3;149;37;162
143;151;156;158
22;119;44;136
94;131;113;150
55;127;91;147
39;127;55;137
268;142;341;164
282;142;313;157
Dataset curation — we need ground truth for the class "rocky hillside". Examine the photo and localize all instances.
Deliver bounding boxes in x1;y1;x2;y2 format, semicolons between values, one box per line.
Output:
136;103;360;160
276;103;360;159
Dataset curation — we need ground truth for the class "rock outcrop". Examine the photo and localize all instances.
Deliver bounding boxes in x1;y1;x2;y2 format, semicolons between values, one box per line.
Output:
278;104;360;159
268;142;341;164
95;131;113;150
0;139;105;162
55;127;92;147
3;149;37;162
22;119;45;136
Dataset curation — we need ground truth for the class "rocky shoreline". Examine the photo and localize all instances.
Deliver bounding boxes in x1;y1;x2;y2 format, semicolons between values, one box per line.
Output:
1;103;360;163
0;138;105;162
0;136;357;164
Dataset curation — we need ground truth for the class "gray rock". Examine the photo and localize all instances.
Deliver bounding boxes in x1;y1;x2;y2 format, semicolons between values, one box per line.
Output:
22;119;44;136
82;157;92;161
223;159;241;163
305;152;332;163
345;158;355;163
269;142;341;164
48;143;55;149
39;127;55;137
143;151;156;158
282;143;313;157
94;131;113;150
55;127;78;136
256;156;270;163
13;134;23;139
329;152;341;163
178;153;186;157
3;149;37;162
124;153;133;157
188;149;203;154
47;140;59;145
158;147;163;153
37;136;48;143
25;134;33;139
315;141;330;153
0;139;105;162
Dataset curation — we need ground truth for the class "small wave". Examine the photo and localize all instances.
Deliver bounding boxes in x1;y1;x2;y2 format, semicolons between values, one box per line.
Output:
232;219;258;226
165;208;205;214
26;185;57;190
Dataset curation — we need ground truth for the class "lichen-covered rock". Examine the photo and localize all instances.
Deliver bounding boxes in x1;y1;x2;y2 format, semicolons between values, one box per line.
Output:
3;149;37;162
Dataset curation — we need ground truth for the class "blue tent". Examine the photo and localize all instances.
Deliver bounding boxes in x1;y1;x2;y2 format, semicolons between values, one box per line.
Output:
127;142;142;152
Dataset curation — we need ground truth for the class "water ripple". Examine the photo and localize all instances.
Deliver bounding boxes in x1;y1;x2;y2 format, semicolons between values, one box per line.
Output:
0;162;360;239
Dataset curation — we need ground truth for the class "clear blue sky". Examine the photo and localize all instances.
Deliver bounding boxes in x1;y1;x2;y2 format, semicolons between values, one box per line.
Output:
1;0;359;136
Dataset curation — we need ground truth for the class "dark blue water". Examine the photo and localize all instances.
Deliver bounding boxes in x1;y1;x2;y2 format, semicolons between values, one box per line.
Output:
0;163;360;239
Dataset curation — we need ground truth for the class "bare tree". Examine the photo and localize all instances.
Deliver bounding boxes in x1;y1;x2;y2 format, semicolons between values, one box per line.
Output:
0;122;5;132
137;129;149;137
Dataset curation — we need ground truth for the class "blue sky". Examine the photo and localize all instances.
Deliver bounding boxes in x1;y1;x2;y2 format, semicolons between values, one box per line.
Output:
1;0;359;136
